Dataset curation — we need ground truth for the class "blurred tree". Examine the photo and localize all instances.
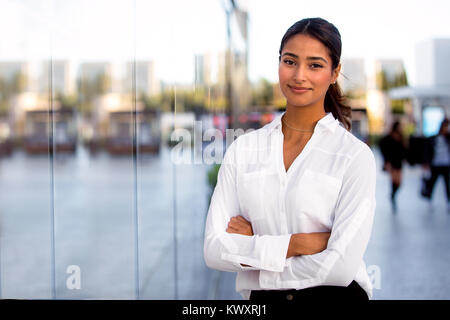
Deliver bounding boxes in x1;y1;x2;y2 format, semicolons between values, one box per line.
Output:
78;77;95;113
141;93;161;110
377;69;408;92
346;89;366;100
96;72;111;94
57;93;78;110
376;70;389;92
160;88;176;113
251;78;273;107
0;77;10;112
393;70;408;87
183;89;206;114
11;71;28;93
77;72;111;113
207;163;221;189
391;99;405;114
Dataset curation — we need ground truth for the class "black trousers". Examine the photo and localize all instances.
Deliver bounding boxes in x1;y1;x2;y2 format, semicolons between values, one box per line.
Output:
249;280;368;301
427;165;450;201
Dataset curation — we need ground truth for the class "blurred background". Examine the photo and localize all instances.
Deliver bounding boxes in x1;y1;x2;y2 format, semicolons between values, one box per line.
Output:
0;0;449;299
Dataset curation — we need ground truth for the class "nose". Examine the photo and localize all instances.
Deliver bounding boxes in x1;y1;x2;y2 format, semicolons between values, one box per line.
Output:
293;64;306;83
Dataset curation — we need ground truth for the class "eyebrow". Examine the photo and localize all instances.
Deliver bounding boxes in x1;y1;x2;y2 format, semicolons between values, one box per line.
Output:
281;52;328;64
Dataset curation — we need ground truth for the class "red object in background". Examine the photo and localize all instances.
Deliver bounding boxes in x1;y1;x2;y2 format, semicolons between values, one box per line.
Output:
261;113;275;125
239;114;249;123
213;115;221;127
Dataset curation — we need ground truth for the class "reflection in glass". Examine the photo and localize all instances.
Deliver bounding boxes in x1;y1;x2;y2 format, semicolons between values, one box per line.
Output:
0;0;248;300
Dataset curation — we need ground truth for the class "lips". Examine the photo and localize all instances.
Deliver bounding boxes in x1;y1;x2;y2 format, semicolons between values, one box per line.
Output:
288;85;312;93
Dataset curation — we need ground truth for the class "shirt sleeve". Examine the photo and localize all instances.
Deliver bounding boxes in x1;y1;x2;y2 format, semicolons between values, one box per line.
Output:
260;144;376;288
203;138;292;273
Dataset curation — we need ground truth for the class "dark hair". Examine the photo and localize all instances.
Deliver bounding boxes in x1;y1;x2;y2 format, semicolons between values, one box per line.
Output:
391;121;401;134
279;18;352;131
439;118;449;133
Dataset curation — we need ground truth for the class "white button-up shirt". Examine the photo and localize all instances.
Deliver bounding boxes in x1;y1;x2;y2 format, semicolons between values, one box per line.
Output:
204;112;376;299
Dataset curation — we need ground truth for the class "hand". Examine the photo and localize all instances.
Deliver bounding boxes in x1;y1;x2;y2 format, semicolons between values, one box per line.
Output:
226;215;254;236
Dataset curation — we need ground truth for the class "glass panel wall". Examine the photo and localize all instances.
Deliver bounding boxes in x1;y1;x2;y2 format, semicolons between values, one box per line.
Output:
0;0;246;299
50;0;136;298
0;0;53;298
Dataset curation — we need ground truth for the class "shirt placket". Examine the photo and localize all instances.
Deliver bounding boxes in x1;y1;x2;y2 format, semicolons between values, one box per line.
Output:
259;129;289;289
277;130;289;235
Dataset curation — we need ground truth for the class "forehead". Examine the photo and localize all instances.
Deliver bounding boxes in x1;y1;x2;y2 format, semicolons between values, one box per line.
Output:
282;34;330;59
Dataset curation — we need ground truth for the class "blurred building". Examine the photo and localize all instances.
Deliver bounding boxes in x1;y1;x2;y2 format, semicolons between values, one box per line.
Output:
0;61;31;81
0;61;32;93
373;59;406;89
40;60;76;95
221;4;250;128
365;59;407;135
78;62;115;94
415;39;450;88
340;58;366;95
194;54;212;88
339;58;370;143
89;93;160;155
8;92;77;154
125;60;160;97
389;38;450;135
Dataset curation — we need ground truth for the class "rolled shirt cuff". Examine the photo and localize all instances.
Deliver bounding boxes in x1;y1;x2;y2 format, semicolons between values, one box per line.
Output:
221;234;292;272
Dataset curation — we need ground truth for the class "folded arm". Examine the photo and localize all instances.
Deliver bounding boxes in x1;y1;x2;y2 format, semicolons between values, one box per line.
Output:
226;215;330;266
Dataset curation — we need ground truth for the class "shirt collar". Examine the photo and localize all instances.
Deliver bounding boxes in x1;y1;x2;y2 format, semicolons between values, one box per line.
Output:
265;111;340;134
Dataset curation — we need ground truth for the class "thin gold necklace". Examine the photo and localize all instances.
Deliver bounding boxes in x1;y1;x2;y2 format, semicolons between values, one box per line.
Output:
281;116;314;133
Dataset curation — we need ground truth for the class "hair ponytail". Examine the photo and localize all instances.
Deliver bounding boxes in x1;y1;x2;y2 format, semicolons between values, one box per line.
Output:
325;82;352;131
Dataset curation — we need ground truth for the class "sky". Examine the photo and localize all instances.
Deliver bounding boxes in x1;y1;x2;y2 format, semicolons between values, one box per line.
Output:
1;0;450;86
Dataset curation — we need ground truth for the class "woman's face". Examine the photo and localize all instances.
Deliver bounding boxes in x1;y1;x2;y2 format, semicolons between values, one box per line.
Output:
278;33;340;110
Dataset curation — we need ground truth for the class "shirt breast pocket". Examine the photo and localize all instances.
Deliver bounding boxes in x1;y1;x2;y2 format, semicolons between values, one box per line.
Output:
295;169;342;228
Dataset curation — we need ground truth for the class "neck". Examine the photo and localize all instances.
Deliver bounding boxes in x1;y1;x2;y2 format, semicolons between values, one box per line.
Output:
282;104;326;140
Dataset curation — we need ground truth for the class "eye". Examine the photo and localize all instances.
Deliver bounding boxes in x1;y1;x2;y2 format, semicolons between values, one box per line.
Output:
283;59;295;66
310;63;323;69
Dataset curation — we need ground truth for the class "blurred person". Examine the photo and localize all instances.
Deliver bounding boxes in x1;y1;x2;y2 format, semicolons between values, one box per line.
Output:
204;18;375;302
378;121;407;213
423;118;450;210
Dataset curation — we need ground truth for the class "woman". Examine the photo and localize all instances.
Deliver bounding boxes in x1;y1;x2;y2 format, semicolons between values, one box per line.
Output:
423;118;450;209
204;18;376;301
378;121;407;212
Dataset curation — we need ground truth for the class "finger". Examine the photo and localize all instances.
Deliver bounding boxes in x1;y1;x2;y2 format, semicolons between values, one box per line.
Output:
228;220;239;229
230;222;248;233
229;218;248;229
230;216;242;223
229;217;239;224
226;226;239;234
236;216;250;223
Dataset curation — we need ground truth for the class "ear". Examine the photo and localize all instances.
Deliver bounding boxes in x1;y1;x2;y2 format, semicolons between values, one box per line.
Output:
331;63;341;84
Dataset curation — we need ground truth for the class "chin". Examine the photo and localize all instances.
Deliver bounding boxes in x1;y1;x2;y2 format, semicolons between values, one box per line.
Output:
286;99;315;108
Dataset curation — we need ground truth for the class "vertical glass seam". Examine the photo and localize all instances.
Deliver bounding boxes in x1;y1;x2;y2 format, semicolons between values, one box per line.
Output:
132;0;140;300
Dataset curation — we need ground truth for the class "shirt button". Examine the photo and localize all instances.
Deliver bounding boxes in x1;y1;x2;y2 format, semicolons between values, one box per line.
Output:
286;294;294;301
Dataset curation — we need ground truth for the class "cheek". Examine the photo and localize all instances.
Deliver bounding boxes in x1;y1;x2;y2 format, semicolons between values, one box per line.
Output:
278;66;289;84
310;71;332;87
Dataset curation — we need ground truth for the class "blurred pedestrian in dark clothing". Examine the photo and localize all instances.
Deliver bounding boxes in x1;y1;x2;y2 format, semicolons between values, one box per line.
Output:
423;118;450;210
379;121;408;212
